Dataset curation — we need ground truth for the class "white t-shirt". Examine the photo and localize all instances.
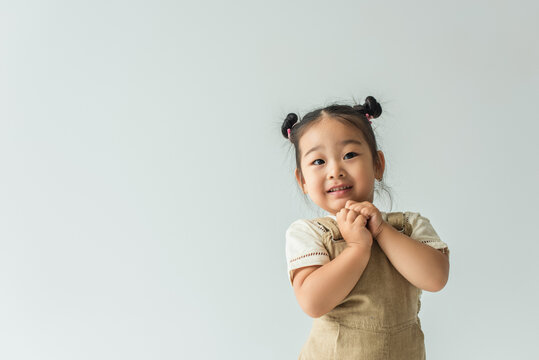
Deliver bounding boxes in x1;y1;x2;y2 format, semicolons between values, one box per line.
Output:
285;211;449;286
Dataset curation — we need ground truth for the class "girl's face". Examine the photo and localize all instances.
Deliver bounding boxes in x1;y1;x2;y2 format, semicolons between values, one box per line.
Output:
295;116;385;215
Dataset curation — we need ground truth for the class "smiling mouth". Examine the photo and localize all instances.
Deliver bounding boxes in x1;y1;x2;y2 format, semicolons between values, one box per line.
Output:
327;186;352;193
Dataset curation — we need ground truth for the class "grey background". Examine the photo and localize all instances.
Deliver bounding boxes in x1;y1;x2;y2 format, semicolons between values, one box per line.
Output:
1;0;538;359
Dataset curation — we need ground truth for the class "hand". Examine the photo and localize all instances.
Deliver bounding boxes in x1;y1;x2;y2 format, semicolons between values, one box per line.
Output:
344;200;387;239
336;208;373;249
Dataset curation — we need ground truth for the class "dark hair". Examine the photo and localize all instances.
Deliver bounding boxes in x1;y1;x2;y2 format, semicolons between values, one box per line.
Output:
281;95;393;210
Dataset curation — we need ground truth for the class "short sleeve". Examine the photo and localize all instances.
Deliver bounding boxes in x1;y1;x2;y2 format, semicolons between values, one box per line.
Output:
285;219;330;286
406;212;450;254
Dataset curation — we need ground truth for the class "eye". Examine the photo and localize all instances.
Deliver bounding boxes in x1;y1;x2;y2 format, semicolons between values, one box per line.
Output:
312;159;325;165
344;152;358;159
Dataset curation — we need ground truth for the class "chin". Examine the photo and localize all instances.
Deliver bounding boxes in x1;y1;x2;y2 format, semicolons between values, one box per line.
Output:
330;203;346;213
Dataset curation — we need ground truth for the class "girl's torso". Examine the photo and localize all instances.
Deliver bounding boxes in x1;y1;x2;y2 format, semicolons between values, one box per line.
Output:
298;212;426;360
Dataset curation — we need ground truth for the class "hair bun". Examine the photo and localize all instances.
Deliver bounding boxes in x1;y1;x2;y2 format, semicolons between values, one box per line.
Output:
363;96;382;118
352;95;382;119
281;113;299;139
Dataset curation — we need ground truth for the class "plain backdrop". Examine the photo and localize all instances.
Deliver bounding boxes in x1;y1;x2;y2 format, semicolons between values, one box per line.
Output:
1;1;538;359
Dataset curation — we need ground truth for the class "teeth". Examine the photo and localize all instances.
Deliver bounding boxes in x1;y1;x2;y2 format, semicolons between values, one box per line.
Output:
329;186;350;192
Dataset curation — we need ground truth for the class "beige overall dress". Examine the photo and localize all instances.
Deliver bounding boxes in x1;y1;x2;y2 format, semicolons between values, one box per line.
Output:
299;212;426;360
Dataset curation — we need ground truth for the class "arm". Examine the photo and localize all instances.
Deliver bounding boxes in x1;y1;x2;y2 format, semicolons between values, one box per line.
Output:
294;243;371;318
375;222;449;292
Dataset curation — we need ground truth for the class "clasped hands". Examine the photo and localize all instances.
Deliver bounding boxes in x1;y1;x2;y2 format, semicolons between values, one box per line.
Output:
336;200;388;248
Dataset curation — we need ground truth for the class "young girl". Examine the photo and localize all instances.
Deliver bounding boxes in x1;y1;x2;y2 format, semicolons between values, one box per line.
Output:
282;96;450;359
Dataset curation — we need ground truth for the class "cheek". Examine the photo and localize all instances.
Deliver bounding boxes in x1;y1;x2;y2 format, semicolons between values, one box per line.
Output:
302;169;317;181
357;161;375;174
304;174;323;189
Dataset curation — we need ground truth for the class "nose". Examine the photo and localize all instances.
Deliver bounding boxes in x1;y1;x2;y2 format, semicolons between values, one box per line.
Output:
327;162;346;179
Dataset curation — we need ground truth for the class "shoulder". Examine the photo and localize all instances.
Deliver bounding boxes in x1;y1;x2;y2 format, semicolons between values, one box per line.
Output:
403;211;429;219
286;218;326;238
285;218;329;253
403;211;437;232
403;211;449;251
285;218;330;258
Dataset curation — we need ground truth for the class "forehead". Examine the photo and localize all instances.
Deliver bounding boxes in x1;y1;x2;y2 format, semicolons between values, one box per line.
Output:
299;117;365;155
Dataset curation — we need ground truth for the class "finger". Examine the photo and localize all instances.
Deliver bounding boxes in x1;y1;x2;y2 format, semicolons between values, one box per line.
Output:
349;204;366;217
353;214;367;227
355;204;374;218
355;201;373;208
346;209;358;223
338;208;348;216
361;205;379;219
357;206;371;219
336;208;348;222
345;200;358;209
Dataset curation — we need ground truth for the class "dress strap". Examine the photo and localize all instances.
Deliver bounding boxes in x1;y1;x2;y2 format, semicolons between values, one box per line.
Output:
312;217;343;242
385;212;413;237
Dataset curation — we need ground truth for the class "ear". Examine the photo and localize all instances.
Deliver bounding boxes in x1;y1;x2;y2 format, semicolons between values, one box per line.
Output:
294;168;307;194
375;150;386;180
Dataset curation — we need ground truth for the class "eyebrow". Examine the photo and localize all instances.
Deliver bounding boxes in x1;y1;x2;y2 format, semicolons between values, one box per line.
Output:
303;139;363;158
